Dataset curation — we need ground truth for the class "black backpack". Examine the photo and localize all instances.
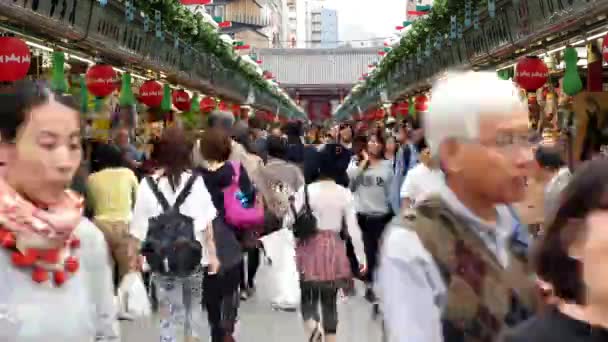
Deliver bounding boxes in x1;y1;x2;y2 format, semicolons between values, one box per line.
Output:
141;174;202;277
289;184;318;240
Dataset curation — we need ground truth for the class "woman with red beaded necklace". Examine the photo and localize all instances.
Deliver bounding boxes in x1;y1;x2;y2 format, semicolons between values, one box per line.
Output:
0;81;118;341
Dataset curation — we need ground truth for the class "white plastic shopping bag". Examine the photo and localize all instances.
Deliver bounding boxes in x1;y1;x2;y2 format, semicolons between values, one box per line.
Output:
118;272;152;318
260;228;301;309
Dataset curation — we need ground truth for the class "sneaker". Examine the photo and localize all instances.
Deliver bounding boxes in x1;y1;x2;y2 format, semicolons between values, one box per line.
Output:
364;288;377;303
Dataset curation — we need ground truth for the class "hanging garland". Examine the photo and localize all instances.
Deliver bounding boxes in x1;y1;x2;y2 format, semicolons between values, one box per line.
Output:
50;51;68;94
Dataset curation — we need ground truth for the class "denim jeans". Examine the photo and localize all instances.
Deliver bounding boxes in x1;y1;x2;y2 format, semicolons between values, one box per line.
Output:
153;272;205;342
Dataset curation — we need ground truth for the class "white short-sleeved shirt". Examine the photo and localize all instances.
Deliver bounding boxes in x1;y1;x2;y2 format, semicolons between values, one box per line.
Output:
130;171;217;265
399;164;445;207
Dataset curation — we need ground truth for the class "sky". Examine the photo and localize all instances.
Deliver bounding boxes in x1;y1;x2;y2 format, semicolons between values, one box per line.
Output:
323;0;405;45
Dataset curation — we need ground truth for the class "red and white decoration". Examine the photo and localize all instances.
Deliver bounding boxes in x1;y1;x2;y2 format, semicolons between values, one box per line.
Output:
85;64;118;97
0;37;31;82
200;96;216;113
415;95;429;112
515;56;549;92
172;89;191;112
180;0;213;4
139;80;163;108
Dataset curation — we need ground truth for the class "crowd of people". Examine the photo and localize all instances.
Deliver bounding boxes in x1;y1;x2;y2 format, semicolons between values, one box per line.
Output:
1;71;608;342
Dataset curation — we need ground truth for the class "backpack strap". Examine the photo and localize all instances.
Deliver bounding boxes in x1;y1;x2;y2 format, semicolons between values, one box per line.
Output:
173;174;198;210
303;183;311;211
230;161;241;184
146;176;171;212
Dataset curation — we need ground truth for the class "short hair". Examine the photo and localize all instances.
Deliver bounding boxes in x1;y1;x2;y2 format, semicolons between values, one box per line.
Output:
94;143;125;169
535;145;565;170
267;135;287;159
424;71;525;156
248;116;264;130
199;129;232;162
533;158;608;304
208;110;235;131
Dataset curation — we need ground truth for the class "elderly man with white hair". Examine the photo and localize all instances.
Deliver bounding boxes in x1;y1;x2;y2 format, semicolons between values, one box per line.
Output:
378;71;539;342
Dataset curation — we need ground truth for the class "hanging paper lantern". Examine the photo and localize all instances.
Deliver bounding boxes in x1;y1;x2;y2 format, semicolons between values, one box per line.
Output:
603;33;608;63
415;95;429;112
395;101;409;116
172;89;191;111
0;37;31;82
515;56;549;92
218;101;228;111
200;96;216;113
85;64;118;98
232;104;241;116
139;80;163;108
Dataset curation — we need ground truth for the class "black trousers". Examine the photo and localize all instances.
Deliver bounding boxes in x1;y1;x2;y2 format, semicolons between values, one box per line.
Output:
203;265;241;342
240;247;260;290
357;213;393;284
300;282;339;334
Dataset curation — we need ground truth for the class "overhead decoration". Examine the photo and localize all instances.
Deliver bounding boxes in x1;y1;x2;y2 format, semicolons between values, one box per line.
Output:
200;96;217;113
562;47;583;96
190;93;201;113
79;75;89;114
172;89;191;111
0;36;31;82
218;101;228;111
118;73;136;106
515;56;549;92
50;51;68;94
415;95;429;112
160;84;172;113
497;67;513;80
180;0;213;4
139;80;163;108
85;64;118;98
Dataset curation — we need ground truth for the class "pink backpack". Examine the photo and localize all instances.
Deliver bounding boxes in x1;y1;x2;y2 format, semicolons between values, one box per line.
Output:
223;161;264;230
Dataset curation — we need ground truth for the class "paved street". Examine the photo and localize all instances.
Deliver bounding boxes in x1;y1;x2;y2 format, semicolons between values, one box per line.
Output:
121;265;383;341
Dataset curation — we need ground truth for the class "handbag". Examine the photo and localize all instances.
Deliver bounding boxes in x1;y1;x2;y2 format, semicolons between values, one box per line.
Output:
289;184;318;240
223;161;265;230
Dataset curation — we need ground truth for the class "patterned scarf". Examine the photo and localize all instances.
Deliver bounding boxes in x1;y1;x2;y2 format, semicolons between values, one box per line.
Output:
0;178;84;286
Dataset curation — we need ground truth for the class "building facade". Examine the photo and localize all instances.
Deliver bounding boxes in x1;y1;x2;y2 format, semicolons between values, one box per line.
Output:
304;1;338;48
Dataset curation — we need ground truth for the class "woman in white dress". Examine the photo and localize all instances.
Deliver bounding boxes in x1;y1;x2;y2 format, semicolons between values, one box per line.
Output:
0;81;117;341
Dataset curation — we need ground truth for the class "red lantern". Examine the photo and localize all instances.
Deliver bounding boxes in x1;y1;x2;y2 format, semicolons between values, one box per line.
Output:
218;101;228;111
515;56;549;92
200;97;216;113
231;104;241;116
85;64;118;98
395;101;409;116
0;37;31;82
602;33;608;63
415;95;429;112
172;89;191;111
139;80;163;108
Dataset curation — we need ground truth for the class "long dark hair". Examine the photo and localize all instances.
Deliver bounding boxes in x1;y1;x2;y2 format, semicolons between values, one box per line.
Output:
155;126;192;191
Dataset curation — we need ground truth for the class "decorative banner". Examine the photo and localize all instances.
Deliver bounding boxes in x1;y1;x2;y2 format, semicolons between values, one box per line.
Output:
425;37;431;57
125;0;134;22
435;33;442;49
488;0;496;18
562;47;583;96
50;51;68;94
119;73;135;106
403;21;412;27
407;10;429;16
457;21;463;39
603;33;608;63
190;93;200;113
515;56;549;92
154;10;163;40
172;89;191;111
143;14;150;32
416;46;422;64
464;0;472;28
415;4;431;11
85;64;118;98
174;38;180;49
0;36;31;82
450;16;457;39
395;25;405;30
139;80;163;107
474;8;480;30
218;21;233;28
98;0;108;6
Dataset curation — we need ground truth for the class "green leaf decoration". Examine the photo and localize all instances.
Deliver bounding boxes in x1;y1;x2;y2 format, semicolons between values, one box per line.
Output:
50;51;68;94
119;73;136;106
80;75;89;114
190;92;200;113
408;97;416;118
161;83;172;113
562;47;583;96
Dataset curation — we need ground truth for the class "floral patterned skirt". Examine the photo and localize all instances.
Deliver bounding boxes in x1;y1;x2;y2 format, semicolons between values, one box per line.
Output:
296;231;352;288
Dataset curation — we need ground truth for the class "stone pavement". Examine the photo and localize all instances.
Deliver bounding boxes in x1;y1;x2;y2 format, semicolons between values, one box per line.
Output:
121;265;383;342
